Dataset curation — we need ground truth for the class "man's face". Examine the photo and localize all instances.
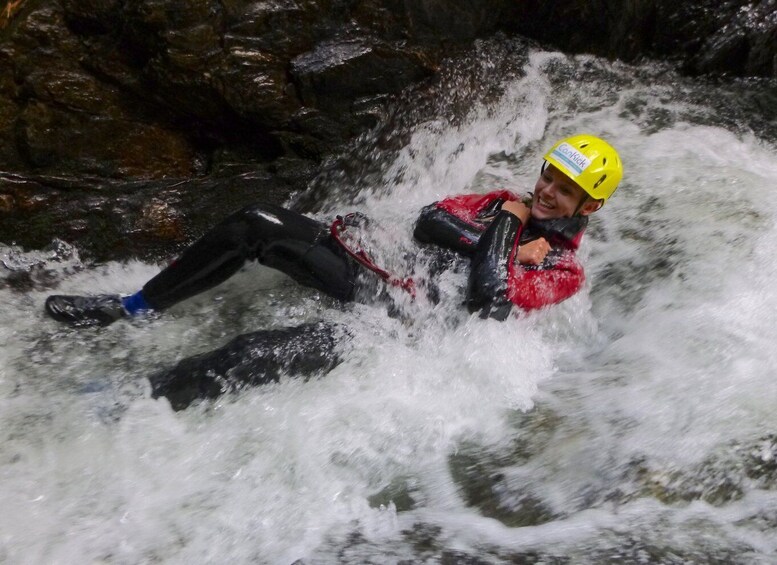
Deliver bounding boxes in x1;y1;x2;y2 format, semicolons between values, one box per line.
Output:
531;164;600;220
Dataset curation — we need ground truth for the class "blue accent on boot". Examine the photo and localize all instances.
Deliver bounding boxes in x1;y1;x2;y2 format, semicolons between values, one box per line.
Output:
122;291;152;315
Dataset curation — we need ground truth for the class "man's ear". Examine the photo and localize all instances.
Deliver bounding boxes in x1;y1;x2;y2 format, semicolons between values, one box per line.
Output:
578;199;603;216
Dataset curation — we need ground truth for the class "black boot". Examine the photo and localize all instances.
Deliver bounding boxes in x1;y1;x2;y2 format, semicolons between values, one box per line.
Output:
45;294;127;327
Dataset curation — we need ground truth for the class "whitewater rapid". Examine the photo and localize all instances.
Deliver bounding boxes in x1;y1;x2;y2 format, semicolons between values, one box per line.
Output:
2;44;777;563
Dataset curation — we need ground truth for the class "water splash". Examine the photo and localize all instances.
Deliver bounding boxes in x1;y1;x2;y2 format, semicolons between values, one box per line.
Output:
3;41;777;563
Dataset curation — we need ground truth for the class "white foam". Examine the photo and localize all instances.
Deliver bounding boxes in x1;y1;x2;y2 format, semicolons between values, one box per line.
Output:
3;49;777;562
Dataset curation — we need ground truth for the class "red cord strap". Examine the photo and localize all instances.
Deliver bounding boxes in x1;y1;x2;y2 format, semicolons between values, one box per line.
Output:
330;214;416;298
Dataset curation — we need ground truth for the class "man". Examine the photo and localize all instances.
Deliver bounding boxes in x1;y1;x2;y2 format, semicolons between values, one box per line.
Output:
414;133;620;318
45;135;622;408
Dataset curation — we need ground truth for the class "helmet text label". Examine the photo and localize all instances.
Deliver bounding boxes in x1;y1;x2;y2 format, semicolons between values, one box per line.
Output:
550;143;592;175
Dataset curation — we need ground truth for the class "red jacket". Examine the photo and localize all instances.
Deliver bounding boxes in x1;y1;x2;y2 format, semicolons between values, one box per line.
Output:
414;190;587;318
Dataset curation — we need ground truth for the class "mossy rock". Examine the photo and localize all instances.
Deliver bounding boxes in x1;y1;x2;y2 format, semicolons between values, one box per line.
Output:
448;443;557;528
367;476;420;512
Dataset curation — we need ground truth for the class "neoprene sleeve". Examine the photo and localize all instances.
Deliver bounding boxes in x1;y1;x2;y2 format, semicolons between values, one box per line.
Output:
413;204;483;254
466;210;523;321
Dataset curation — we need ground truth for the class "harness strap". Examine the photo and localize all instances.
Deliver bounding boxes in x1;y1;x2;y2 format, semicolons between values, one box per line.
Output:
330;214;416;298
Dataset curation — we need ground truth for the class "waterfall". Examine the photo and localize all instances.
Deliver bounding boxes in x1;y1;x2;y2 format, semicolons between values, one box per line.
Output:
2;44;777;563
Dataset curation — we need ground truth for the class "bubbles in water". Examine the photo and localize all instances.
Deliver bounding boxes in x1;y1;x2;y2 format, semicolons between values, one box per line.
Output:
4;40;777;562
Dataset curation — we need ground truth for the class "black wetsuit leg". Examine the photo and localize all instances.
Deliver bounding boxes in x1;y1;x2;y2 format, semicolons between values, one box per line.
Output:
141;203;358;310
149;322;347;410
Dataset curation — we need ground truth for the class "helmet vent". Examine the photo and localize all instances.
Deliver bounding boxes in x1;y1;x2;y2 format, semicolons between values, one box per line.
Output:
602;157;607;165
593;174;606;189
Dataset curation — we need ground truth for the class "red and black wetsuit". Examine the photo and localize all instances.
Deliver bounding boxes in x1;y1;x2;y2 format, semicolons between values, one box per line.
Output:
415;190;587;319
142;193;586;317
141;203;359;310
148;195;587;408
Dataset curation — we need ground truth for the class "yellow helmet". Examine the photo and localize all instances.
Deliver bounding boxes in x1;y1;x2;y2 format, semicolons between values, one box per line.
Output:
543;134;623;202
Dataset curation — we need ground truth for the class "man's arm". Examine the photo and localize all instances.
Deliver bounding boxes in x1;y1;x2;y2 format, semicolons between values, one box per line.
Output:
413;203;484;254
465;209;524;320
413;190;520;254
465;200;585;319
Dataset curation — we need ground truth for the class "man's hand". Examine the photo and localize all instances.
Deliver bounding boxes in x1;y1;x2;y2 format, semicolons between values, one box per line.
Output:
501;200;531;224
517;237;551;266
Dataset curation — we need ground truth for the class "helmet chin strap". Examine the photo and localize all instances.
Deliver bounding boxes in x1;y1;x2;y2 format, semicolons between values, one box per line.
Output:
573;195;589;216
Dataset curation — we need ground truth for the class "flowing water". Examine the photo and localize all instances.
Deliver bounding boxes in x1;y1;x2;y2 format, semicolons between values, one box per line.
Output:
3;40;777;564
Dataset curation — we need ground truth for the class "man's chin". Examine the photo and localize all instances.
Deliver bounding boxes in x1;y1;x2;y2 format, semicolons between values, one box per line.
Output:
530;208;554;221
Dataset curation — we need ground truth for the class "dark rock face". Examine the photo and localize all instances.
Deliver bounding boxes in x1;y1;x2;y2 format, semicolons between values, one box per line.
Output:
0;168;299;261
2;0;774;184
509;0;777;78
0;0;518;258
2;0;516;183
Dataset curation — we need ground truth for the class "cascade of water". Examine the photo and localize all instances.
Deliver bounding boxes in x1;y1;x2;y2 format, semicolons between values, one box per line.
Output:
2;45;777;563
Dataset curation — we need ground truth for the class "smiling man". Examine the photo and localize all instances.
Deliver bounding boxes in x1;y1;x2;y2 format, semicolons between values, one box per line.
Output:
414;134;623;319
43;134;621;408
46;135;621;328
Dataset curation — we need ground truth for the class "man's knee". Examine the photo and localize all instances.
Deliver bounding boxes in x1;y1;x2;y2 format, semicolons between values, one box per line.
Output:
226;203;324;246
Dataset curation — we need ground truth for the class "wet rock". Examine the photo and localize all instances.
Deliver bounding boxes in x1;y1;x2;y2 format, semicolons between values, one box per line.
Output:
508;0;777;79
18;98;198;178
401;522;443;555
0;75;21;168
333;530;405;565
441;406;564;527
448;443;558;527
59;0;121;35
220;0;316;56
347;521;569;563
2;0;487;220
0;193;13;212
295;36;531;210
505;404;562;463
504;552;569;565
585;534;754;565
3;1;776;177
2;268;35;291
266;155;320;183
439;550;491;565
617;434;777;509
630;462;745;506
217;36;300;127
689;1;777;77
320;520;739;565
6;2;201;179
136;198;185;242
367;476;420;512
0;0;517;190
404;0;512;42
438;549;568;564
291;39;435;111
734;507;777;531
2;0;776;262
1;33;534;260
0;169;301;262
350;0;410;41
0;238;77;291
743;434;777;483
